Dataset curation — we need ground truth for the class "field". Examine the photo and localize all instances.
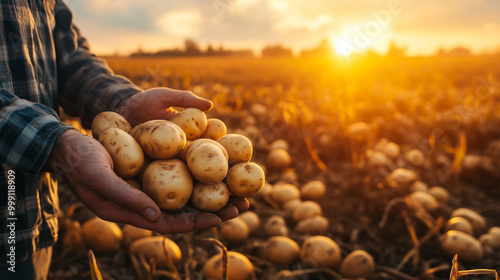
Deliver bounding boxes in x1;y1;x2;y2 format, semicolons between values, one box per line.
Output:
51;54;500;279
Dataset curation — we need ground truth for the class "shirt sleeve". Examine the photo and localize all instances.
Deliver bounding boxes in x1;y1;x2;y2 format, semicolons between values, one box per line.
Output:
53;0;142;128
0;89;73;174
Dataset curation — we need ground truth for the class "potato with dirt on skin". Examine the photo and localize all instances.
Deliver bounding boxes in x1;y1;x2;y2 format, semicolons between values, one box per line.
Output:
300;235;342;268
130;120;186;159
264;215;289;237
292;201;322;222
218;134;253;163
191;181;230;212
142;159;193;211
129;236;182;267
440;230;483;263
187;142;228;183
81;217;123;254
98;127;144;178
450;208;487;234
300;180;326;201
239;211;261;234
175;139;192;162
186;138;228;161
91;111;131;140
340;250;375;279
168;107;208;140
270;183;301;206
225;162;265;197
203;251;255;280
263;236;300;266
201;118;227;140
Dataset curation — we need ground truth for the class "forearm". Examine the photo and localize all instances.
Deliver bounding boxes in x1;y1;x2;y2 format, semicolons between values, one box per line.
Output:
0;89;72;174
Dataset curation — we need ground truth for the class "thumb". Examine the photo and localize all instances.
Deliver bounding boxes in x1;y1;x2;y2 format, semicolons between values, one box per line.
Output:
156;88;213;111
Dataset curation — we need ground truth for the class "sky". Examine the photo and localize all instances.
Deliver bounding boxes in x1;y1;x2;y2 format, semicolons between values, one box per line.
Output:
64;0;500;57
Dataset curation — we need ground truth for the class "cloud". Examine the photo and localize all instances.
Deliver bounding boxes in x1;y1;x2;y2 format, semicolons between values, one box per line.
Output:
157;9;202;37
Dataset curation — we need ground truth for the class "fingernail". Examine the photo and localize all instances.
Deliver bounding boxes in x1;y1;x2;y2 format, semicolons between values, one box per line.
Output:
143;207;158;222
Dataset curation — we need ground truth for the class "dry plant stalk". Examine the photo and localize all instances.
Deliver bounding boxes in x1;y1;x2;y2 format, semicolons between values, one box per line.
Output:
163;237;181;279
449;254;500;280
305;136;327;171
88;250;103;280
202;238;228;280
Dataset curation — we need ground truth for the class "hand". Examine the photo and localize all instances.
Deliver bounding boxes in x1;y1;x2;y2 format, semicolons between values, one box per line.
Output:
118;87;213;127
45;130;249;234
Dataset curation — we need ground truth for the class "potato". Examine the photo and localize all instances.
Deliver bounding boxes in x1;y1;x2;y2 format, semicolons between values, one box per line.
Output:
451;208;487;234
98;128;144;178
239;211;261;234
218;134;253;163
294;215;329;235
410;181;429;193
445;217;474;236
269;139;289;151
388;168;417;189
263;236;300;266
176;139;192;162
479;233;500;250
168;108;208;140
81;217;123;254
203;251;255;280
130;120;186;159
340;250;375;279
292;201;322;222
142;159;193;211
129;236;182;267
220;217;250;244
271;183;300;205
279;169;298;185
225;162;265;197
186;138;229;161
382;141;400;159
408;191;439;212
405;149;425;166
264;215;289;237
191;182;230;212
201;118;227;140
282;198;302;212
440;230;483;263
300;180;326;201
124;178;142;190
427;186;450;203
266;149;291;171
347;122;370;141
300;235;342;268
91;111;131;140
122;225;153;247
367;151;390;167
187;142;228;183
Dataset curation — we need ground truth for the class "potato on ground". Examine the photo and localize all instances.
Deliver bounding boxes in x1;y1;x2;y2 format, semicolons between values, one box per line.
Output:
239;211;261;234
340;250;375;279
91;111;131;140
263;236;300;266
187;142;228;183
225;162;265;197
142;159;193;211
130;120;186;159
266;148;291;171
300;236;342;268
300;180;326;201
264;215;289;237
168;108;208;140
81;217;123;254
98;127;144;178
440;230;483;263
129;236;182;267
122;225;153;247
220;217;250;244
203;251;255;280
294;216;329;235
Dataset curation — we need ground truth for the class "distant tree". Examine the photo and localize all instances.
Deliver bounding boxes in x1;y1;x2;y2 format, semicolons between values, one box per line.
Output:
448;46;471;56
206;43;215;55
261;44;293;57
184;39;202;55
386;41;406;57
300;38;332;57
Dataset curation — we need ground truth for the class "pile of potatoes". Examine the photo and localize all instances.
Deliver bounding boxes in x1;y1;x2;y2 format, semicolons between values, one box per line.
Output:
91;108;265;212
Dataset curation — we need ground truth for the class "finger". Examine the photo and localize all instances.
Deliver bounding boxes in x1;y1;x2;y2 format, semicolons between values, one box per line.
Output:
79;190;222;234
91;172;161;223
228;196;250;212
156;89;213;111
216;204;240;222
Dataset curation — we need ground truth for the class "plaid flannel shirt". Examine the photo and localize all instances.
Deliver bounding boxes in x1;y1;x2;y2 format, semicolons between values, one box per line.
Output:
0;0;141;268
